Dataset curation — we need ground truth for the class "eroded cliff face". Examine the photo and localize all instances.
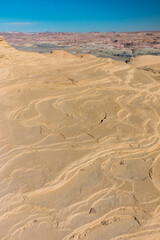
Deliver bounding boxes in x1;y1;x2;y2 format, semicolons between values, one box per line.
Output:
0;38;160;240
0;36;19;63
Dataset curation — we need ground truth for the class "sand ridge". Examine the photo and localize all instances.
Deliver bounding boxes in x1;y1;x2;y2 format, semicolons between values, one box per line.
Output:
0;37;160;240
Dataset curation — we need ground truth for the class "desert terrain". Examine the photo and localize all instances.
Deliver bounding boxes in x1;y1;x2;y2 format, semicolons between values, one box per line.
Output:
1;31;160;61
0;36;160;240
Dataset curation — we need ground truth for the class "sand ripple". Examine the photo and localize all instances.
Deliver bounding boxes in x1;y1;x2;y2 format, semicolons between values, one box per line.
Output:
0;39;160;239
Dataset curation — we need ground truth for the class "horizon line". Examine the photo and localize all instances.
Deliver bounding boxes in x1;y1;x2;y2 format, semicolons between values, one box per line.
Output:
0;30;160;33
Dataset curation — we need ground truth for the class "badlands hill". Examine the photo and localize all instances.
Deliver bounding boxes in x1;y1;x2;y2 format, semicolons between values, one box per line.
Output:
0;36;160;240
1;31;160;61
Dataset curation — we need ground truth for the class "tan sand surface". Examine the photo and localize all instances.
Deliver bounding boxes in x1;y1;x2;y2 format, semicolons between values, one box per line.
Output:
0;36;160;240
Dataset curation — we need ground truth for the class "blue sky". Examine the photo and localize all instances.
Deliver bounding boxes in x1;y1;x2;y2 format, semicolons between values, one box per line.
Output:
0;0;160;32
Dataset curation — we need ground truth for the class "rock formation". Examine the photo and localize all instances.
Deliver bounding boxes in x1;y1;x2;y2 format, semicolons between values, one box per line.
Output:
0;38;160;240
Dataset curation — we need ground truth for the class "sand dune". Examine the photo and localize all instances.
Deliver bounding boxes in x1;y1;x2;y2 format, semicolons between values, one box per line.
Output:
0;37;160;240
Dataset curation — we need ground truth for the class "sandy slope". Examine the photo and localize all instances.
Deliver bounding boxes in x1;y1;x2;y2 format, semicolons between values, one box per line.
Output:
0;36;160;240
